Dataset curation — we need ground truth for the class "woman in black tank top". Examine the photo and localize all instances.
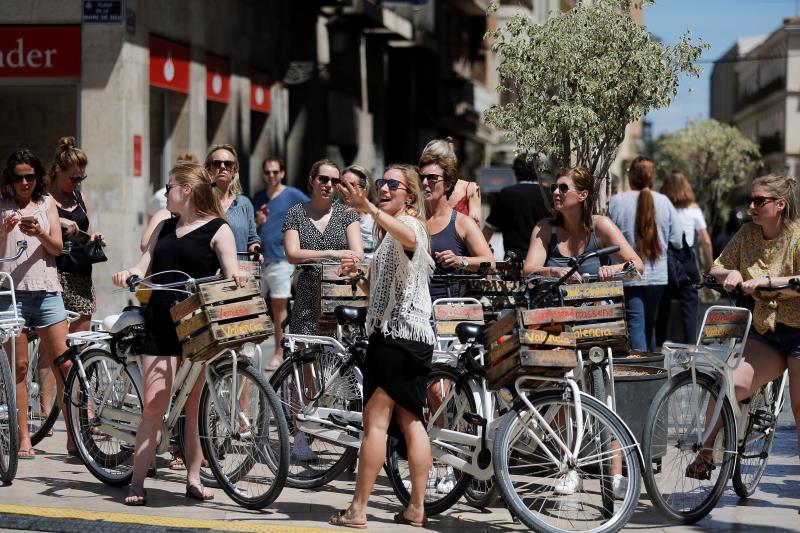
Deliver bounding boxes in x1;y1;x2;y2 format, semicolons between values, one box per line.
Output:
112;162;247;506
524;166;642;281
419;152;494;302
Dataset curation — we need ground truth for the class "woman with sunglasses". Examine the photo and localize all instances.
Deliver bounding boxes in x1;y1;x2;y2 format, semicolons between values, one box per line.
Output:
689;174;800;477
0;149;72;460
283;159;363;336
332;164;435;529
420;151;494;302
609;157;682;352
205;144;261;260
342;165;377;255
421;138;481;225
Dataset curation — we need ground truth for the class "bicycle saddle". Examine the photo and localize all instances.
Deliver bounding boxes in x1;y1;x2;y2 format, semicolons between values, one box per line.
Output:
102;309;145;333
456;322;486;344
335;305;367;325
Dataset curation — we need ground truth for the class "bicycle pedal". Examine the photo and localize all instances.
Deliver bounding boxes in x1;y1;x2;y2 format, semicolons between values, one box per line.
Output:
462;412;486;427
328;413;349;427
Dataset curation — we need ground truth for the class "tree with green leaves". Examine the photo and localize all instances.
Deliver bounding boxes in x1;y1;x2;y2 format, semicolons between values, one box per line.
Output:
484;0;706;201
656;119;762;231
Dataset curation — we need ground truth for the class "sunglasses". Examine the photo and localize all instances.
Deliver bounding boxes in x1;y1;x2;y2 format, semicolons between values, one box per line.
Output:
315;175;341;186
211;159;235;169
748;196;778;207
12;173;37;184
550;183;572;194
263;170;281;176
165;182;184;193
69;174;87;183
420;173;443;185
375;178;408;192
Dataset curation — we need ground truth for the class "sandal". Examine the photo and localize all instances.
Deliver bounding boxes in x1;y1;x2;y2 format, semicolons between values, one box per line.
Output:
124;488;147;506
685;453;714;480
185;483;214;501
169;454;186;471
18;448;36;460
329;509;367;529
394;511;428;528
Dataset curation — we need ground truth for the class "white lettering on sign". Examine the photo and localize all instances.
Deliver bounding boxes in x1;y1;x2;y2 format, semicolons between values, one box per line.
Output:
0;38;57;69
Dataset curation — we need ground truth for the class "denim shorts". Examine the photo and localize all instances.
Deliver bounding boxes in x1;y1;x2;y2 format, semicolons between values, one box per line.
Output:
0;291;67;329
748;323;800;358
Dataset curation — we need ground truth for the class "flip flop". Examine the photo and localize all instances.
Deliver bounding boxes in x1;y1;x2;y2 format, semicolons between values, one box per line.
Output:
394;512;428;527
124;489;147;506
18;448;36;460
329;510;367;529
169;454;186;471
185;483;214;501
685;454;714;480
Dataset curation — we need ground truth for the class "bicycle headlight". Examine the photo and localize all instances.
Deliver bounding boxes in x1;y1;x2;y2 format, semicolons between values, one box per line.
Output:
588;346;605;364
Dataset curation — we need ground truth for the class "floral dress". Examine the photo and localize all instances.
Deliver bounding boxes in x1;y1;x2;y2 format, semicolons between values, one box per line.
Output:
283;202;360;334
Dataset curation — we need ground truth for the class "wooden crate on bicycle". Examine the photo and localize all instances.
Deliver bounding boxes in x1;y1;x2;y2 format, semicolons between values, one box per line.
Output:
433;301;484;337
170;277;273;361
555;281;628;355
484;308;578;390
464;277;521;317
318;263;368;332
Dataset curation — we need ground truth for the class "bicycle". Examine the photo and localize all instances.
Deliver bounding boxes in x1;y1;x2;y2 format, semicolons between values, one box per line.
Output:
0;240;29;483
641;274;797;524
60;272;290;509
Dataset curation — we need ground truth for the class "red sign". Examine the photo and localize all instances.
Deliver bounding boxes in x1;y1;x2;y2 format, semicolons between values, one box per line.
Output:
133;135;142;176
206;53;230;103
149;35;189;93
0;26;81;78
250;71;271;114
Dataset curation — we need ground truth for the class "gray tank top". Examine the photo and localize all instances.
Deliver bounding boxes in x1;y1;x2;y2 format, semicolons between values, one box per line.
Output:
544;221;608;276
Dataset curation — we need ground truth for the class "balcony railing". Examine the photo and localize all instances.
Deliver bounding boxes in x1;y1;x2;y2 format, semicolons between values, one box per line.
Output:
758;132;784;155
737;76;785;110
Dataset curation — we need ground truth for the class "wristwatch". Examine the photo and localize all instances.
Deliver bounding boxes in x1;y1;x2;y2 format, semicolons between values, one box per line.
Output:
460;256;469;269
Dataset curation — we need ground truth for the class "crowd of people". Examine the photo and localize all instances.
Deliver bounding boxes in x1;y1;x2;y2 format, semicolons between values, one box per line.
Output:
1;136;800;525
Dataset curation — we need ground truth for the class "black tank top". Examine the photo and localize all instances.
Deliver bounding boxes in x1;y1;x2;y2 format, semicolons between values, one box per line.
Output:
430;210;467;301
544;221;609;276
148;217;227;308
56;190;90;232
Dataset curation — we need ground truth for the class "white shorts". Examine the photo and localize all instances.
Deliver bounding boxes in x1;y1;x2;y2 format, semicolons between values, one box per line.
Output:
262;261;295;299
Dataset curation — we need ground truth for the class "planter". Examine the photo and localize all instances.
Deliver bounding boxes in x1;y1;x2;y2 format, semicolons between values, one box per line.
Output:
613;364;667;459
613;350;664;368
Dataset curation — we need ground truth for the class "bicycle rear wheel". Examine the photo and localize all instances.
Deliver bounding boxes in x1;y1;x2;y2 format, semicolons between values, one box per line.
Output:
200;360;289;509
0;346;18;483
732;379;779;498
642;370;736;524
65;348;142;487
493;390;641;533
27;336;60;446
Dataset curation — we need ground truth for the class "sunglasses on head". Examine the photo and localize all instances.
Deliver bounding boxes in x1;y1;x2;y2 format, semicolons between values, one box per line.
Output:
211;159;235;169
69;174;87;183
315;175;341;186
12;173;36;184
375;178;408;192
550;183;572;194
420;173;443;185
748;196;778;207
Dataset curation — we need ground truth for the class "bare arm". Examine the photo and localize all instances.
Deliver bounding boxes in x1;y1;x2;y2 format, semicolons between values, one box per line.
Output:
523;220;552;277
697;228;713;273
211;224;248;287
468;183;482;226
345;220;365;257
140;208;171;252
37;199;64;256
453;214;495;271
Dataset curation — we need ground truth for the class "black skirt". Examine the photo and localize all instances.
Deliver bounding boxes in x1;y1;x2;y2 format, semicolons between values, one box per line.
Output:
362;331;433;454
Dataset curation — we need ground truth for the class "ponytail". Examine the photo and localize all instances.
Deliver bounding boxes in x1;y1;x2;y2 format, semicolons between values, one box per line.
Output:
629;157;661;262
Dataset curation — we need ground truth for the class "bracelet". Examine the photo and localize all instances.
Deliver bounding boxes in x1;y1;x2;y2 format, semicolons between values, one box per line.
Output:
372;208;381;221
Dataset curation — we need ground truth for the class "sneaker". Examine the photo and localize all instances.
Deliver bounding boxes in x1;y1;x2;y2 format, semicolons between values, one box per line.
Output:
292;432;318;462
402;469;437;492
612;474;627;500
554;470;582;495
436;467;456;493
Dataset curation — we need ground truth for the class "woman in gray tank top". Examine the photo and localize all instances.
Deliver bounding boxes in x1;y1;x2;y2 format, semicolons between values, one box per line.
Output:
523;166;642;281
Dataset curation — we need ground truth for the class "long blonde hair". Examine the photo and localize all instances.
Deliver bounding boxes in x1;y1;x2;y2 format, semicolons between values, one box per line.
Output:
375;164;429;250
171;162;226;219
205;143;242;196
752;173;799;228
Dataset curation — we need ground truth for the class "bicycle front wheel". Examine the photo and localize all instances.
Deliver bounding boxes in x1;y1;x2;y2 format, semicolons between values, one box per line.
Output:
27;336;60;446
493;390;641;533
642;370;736;524
200;360;289;509
732;379;779;498
65;348;142;487
0;346;18;483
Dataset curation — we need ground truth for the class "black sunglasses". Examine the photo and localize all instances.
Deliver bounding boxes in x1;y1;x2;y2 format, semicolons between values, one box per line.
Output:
69;174;87;183
165;182;184;193
550;183;572;194
420;173;443;185
315;175;341;186
12;173;37;184
748;196;778;207
263;170;281;176
375;178;408;192
211;159;235;169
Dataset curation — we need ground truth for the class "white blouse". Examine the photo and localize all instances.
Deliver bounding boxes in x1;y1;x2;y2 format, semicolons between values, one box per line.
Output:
366;215;435;345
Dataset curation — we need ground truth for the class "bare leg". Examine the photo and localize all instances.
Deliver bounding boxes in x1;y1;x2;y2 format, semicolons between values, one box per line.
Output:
36;320;74;452
395;405;432;523
126;355;177;502
7;333;32;455
183;365;212;498
786;357;800;457
267;297;288;369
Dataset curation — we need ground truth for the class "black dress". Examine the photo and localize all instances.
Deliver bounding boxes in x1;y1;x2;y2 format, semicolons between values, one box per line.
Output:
142;217;227;356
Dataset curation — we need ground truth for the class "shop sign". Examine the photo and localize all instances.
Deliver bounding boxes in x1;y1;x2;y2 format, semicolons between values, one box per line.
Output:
149;35;189;93
82;0;124;24
133;134;142;176
206;53;230;103
0;26;81;78
250;71;271;114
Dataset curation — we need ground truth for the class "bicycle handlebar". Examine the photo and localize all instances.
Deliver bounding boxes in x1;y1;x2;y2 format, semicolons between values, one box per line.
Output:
430;261;491;282
698;273;800;296
125;272;224;293
0;240;27;263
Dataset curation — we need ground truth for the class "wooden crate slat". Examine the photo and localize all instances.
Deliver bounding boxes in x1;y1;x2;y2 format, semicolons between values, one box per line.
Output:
433;303;484;322
478;295;517;311
518;329;576;347
483;310;516;346
435;320;484;336
170;294;201;323
182;314;272;358
465;279;521;295
322;284;367;298
518;307;576;326
572;303;625;323
520;349;578;368
700;324;747;341
322;262;367;282
198;278;260;305
488;335;520;366
570;320;628;342
321;298;368;315
175;297;267;341
187;332;273;361
705;310;750;325
560;281;624;301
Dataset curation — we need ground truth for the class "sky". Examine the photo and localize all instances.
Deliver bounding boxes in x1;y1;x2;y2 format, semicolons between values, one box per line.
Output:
644;0;799;136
